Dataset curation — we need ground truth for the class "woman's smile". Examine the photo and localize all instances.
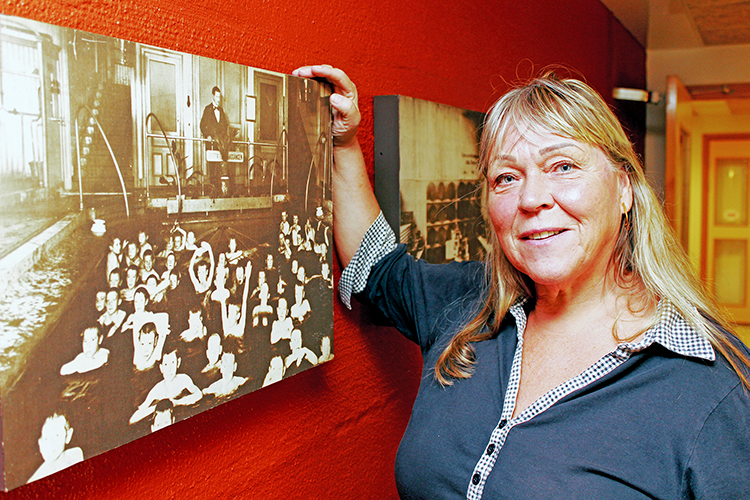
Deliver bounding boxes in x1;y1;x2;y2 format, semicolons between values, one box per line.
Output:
519;228;568;241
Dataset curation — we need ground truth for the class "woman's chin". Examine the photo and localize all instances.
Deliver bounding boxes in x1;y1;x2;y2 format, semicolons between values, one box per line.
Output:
520;264;603;292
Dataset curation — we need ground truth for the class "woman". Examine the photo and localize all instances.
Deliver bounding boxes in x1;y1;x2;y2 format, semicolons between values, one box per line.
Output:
292;66;750;499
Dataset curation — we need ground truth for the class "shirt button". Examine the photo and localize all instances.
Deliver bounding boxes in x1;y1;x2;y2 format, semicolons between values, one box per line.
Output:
498;419;507;429
486;444;495;455
472;473;480;485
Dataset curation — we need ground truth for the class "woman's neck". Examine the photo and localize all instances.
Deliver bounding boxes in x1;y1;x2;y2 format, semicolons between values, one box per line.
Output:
531;273;656;344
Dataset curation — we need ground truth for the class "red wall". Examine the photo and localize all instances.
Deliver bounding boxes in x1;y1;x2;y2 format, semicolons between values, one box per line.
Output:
0;1;644;498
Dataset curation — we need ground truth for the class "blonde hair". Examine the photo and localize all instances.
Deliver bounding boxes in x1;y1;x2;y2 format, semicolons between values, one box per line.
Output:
434;73;750;388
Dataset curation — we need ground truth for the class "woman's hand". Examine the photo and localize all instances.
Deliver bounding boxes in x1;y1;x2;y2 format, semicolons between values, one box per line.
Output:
292;65;379;269
292;65;360;148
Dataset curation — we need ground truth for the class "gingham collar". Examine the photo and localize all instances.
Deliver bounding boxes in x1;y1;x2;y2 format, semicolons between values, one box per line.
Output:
508;299;715;362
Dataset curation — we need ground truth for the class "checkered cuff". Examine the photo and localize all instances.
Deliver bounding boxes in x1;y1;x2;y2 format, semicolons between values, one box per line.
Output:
338;212;397;309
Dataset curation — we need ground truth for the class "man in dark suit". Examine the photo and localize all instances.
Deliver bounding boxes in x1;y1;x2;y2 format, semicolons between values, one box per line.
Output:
200;86;231;192
200;86;229;144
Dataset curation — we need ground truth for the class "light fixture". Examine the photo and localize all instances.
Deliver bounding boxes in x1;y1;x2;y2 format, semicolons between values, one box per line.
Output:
613;87;661;104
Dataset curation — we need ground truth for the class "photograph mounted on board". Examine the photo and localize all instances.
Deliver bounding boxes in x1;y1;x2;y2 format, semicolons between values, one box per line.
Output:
0;13;334;490
374;95;487;264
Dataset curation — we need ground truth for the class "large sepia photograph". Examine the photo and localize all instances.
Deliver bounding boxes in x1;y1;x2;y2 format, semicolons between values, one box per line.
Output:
374;95;487;264
0;13;333;490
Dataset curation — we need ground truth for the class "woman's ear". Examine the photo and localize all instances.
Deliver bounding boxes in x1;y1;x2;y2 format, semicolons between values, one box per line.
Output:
619;170;634;214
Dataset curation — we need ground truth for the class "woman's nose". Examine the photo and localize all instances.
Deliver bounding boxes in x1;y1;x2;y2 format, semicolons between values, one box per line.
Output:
518;170;554;212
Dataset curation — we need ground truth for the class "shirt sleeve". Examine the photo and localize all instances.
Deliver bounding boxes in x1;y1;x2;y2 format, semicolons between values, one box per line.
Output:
360;242;487;349
338;211;397;309
682;381;750;498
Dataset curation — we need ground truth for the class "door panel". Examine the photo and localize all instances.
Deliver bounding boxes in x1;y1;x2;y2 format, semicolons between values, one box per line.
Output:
704;137;750;324
144;48;181;183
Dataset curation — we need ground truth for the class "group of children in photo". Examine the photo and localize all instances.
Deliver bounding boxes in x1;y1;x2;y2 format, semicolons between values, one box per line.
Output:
29;207;334;484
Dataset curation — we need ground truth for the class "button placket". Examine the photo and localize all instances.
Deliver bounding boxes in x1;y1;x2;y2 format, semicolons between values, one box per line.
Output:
466;416;515;499
467;306;527;500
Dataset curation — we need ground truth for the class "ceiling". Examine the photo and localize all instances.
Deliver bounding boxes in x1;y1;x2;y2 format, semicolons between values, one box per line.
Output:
600;0;750;49
683;0;750;46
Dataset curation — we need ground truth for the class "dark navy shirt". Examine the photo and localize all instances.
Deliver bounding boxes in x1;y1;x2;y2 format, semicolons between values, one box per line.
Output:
344;215;750;499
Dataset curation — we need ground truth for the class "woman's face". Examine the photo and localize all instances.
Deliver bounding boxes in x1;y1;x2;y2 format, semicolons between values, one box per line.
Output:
485;125;631;292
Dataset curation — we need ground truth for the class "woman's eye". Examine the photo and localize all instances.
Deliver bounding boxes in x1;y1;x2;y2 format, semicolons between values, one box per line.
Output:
495;174;514;185
556;163;575;172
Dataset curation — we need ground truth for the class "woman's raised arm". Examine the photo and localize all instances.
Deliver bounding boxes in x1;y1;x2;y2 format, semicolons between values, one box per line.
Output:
292;65;381;268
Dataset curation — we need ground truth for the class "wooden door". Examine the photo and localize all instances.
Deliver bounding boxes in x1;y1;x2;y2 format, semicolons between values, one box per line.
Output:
703;136;750;325
665;75;693;246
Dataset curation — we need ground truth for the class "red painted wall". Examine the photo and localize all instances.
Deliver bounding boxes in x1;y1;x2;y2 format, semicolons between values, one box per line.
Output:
0;1;644;498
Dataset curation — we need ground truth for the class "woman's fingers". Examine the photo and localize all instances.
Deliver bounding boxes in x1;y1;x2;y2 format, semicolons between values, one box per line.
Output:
293;65;354;92
293;65;360;146
292;65;357;105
